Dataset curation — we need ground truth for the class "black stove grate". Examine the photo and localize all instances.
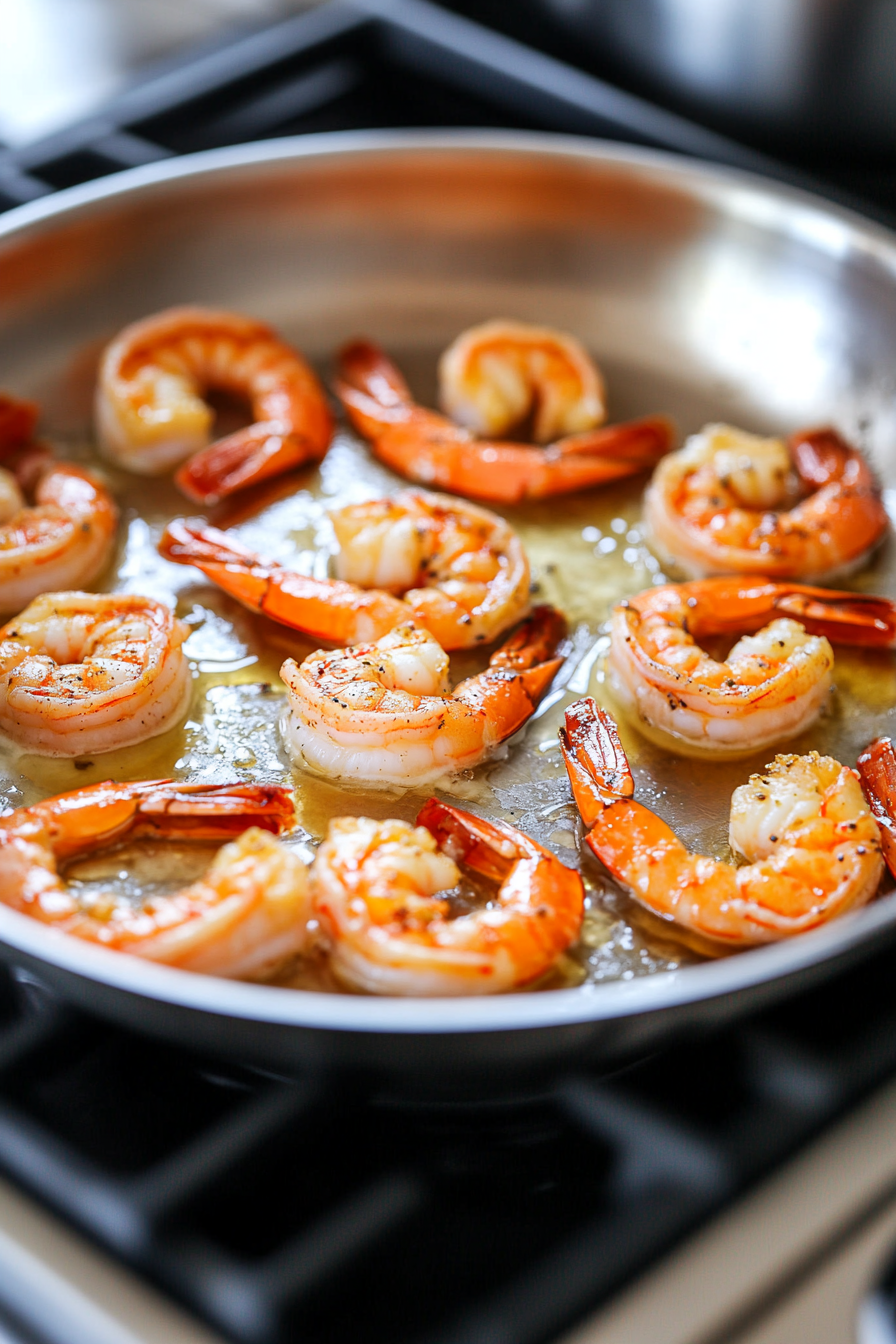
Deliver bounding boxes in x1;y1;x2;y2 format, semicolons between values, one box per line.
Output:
0;946;895;1344
2;5;896;1341
1;0;890;225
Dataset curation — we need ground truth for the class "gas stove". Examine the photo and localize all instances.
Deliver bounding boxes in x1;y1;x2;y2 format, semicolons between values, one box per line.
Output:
1;6;896;1343
1;943;896;1344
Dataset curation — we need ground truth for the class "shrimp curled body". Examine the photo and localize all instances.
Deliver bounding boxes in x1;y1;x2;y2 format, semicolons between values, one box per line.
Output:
560;698;883;947
336;334;673;504
0;459;118;613
312;799;584;995
279;607;566;788
609;577;896;756
645;423;887;580
0;592;191;757
0;779;310;977
160;489;530;650
96;306;332;502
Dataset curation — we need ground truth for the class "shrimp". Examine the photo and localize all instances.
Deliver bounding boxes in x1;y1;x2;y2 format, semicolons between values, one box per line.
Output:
0;778;312;977
279;606;566;788
0;455;118;614
438;320;607;441
645;423;888;581
560;698;883;947
335;338;673;503
96;306;333;502
0;392;38;456
311;800;584;995
608;577;896;756
159;489;530;650
0;591;191;757
856;736;896;879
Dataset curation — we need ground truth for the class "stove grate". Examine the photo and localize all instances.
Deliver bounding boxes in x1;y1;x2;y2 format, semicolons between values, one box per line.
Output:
1;0;878;223
0;946;892;1343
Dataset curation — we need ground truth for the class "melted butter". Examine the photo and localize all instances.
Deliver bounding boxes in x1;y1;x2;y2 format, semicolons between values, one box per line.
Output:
5;345;896;991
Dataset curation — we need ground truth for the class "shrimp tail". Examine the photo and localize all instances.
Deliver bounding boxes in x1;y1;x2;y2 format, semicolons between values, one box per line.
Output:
35;779;295;861
788;426;873;488
489;604;567;705
552;415;674;466
772;588;896;648
559;697;634;826
160;517;283;616
175;421;330;506
857;737;896;877
490;604;568;670
0;393;39;457
417;798;521;882
336;339;414;410
128;780;295;838
159;519;407;641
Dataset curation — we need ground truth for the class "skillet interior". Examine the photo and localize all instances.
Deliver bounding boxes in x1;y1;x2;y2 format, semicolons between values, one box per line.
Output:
1;132;896;1082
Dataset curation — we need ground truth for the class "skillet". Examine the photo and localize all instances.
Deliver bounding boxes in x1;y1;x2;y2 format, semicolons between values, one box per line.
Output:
2;131;896;1086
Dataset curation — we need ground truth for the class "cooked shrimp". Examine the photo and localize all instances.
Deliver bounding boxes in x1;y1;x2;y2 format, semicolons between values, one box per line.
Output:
335;338;673;503
0;778;311;977
0;457;117;614
609;577;896;756
560;698;883;946
0;591;190;757
96;306;333;502
0;392;38;456
279;606;566;788
159;489;529;650
645;423;888;580
438;320;607;441
312;799;584;995
857;736;896;879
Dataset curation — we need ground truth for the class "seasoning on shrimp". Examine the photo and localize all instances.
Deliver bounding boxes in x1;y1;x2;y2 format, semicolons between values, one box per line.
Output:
0;778;312;978
159;489;530;649
0;591;190;757
96;306;332;501
608;577;896;756
312;801;584;995
645;422;887;580
335;331;673;503
279;606;567;788
560;698;883;946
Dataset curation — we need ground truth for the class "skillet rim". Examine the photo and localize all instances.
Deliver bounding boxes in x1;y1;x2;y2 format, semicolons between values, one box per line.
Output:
2;127;896;1038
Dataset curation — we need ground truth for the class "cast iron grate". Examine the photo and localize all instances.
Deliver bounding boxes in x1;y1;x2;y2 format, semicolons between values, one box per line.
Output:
1;0;886;224
0;946;894;1344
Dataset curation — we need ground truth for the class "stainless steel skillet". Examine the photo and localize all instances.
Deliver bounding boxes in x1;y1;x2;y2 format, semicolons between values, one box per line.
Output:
2;131;896;1085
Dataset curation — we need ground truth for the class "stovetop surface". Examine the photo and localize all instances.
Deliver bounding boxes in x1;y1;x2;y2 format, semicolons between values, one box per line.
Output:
1;940;896;1344
1;5;896;1341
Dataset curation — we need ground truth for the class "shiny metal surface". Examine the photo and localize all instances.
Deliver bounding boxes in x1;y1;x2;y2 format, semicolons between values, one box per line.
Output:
538;0;896;153
2;131;896;1080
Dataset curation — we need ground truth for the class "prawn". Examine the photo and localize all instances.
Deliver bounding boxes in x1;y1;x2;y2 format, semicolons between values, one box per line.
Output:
857;736;896;879
335;336;673;503
560;697;883;946
159;488;530;649
0;392;38;456
0;452;118;614
279;605;567;788
609;577;896;756
312;800;584;995
96;306;333;502
0;778;312;977
645;423;888;581
0;591;191;757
